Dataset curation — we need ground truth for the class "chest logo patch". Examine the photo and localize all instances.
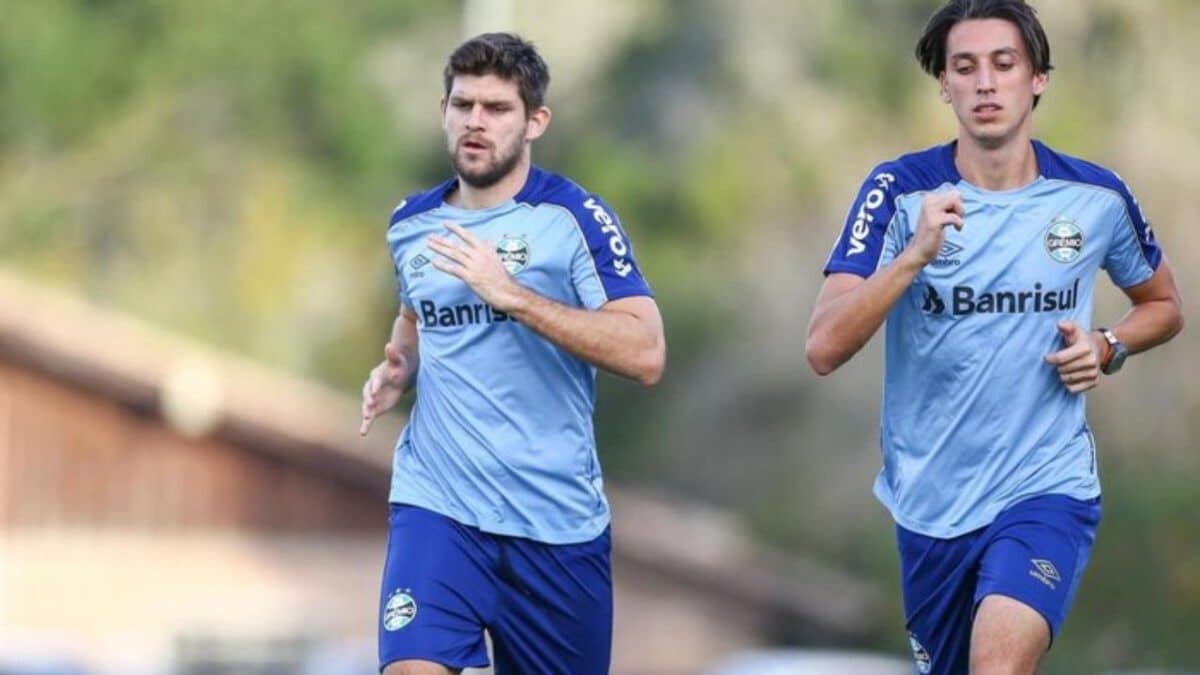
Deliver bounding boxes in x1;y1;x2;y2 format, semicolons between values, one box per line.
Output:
1045;218;1083;264
496;234;530;274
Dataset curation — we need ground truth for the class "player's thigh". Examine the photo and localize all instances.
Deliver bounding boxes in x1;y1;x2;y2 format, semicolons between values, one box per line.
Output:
970;494;1101;673
974;494;1101;640
492;527;613;675
378;504;496;672
895;524;986;674
383;660;460;675
970;594;1048;675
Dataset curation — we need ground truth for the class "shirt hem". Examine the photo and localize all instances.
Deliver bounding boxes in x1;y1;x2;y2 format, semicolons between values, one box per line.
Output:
877;486;1103;539
389;495;611;545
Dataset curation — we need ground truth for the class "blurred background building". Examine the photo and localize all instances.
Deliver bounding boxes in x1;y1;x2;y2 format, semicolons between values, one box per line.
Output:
0;1;1197;673
0;270;879;673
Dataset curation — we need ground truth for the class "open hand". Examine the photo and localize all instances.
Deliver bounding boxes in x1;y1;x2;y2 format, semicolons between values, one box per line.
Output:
428;221;523;311
360;342;408;436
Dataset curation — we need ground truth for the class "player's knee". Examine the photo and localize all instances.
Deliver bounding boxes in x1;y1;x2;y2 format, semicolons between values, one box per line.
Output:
382;660;458;675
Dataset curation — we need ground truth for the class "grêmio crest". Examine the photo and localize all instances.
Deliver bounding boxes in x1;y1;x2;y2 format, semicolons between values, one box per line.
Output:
496;234;530;274
1045;217;1083;263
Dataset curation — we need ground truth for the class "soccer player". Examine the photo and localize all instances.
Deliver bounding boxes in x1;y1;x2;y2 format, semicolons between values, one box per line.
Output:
359;33;665;675
806;1;1183;673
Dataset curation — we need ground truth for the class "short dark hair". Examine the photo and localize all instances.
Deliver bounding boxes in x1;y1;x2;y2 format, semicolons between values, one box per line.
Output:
443;32;550;115
915;0;1053;106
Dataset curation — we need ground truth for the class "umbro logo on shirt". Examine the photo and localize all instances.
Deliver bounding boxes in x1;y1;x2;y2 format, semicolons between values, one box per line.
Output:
931;240;964;268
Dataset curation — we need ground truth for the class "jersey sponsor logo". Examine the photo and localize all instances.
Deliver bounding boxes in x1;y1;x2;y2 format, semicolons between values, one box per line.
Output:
583;197;633;278
931;240;963;267
922;285;946;314
418;299;510;327
496;234;530;274
923;279;1079;316
1030;558;1062;590
1045;218;1083;263
847;172;896;257
908;632;932;674
383;589;417;631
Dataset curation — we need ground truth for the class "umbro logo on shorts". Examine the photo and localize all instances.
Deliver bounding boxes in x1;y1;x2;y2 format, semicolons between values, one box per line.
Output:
1030;558;1062;590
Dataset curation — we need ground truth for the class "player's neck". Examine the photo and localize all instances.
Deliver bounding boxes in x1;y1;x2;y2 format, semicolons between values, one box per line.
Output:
954;133;1039;192
450;154;533;210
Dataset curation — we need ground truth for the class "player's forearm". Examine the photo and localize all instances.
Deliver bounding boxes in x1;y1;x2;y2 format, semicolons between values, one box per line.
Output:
505;287;665;386
1104;296;1184;356
806;251;925;375
389;312;421;392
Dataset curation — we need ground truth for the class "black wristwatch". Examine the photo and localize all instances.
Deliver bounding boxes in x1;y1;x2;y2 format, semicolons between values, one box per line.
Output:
1098;327;1127;375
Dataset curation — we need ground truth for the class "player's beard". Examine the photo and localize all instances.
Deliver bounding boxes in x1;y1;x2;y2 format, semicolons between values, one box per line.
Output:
451;133;526;189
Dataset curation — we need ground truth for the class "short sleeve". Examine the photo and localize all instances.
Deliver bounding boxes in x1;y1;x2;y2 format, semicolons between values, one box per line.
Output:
1103;172;1162;289
568;194;653;309
824;165;905;278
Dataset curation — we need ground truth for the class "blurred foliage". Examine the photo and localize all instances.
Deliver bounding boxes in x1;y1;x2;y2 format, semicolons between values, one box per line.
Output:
1;0;1197;670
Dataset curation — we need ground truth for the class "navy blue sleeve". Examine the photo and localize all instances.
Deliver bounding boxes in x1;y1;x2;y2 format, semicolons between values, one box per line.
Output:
824;164;904;278
576;194;652;302
1102;172;1162;288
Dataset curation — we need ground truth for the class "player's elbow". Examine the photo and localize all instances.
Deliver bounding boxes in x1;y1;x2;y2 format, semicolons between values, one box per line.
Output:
1168;302;1185;340
805;336;841;376
634;344;666;387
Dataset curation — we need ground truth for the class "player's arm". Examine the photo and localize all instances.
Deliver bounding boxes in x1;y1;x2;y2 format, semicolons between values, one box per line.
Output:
428;222;665;386
360;307;420;435
1104;258;1184;354
502;293;664;387
1046;259;1184;394
806;191;964;375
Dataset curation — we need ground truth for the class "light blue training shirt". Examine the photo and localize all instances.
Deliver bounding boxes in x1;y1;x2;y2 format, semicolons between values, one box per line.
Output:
386;165;652;544
825;140;1162;538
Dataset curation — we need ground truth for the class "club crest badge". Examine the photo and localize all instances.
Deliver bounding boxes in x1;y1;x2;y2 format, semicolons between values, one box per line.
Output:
1045;218;1083;263
383;589;417;631
908;632;932;674
496;235;530;274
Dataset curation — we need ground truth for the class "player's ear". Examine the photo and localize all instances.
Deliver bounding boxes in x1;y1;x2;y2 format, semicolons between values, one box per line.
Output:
525;105;551;142
938;73;951;104
1032;70;1048;98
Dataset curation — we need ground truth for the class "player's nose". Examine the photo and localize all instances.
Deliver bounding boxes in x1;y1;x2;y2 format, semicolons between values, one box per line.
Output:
975;65;997;92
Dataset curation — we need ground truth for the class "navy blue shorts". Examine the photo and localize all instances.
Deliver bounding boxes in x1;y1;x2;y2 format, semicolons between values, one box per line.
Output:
897;494;1101;675
378;504;612;674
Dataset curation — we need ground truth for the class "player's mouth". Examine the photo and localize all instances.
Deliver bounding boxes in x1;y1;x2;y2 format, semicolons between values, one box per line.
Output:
460;138;490;153
972;103;1003;120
